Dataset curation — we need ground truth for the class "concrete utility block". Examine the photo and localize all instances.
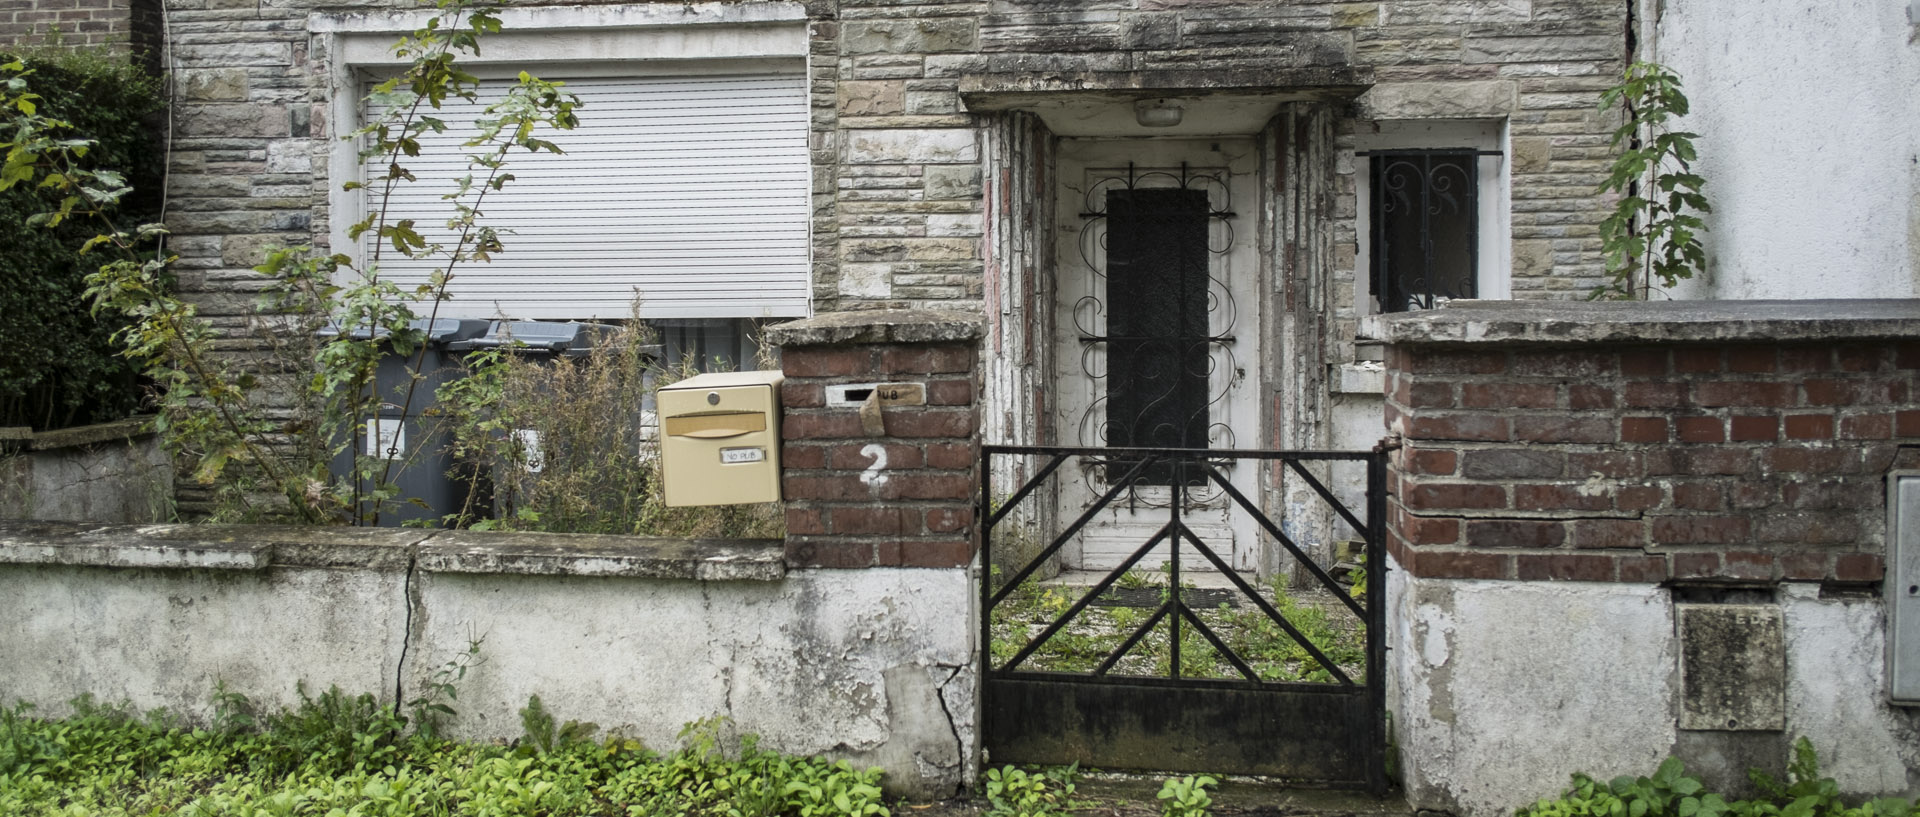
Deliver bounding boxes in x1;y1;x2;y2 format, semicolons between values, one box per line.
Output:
1678;603;1786;731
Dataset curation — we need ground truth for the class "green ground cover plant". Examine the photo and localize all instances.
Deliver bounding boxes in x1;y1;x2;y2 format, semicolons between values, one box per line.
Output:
989;571;1366;684
1518;740;1918;817
0;694;888;817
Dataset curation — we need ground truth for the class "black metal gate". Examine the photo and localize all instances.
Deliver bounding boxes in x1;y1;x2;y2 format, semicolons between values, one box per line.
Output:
979;445;1387;793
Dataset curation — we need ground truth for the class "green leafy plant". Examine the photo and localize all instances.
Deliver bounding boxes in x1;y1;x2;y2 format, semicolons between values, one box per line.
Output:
517;693;597;756
63;0;580;525
0;690;894;817
1157;773;1218;817
983;764;1081;817
1518;740;1918;817
0;49;160;431
1593;61;1712;300
407;635;483;739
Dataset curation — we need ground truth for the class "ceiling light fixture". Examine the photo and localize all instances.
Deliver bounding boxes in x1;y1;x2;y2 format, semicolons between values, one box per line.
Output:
1134;98;1184;128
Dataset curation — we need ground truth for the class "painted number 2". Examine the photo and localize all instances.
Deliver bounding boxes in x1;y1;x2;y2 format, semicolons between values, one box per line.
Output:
859;443;889;487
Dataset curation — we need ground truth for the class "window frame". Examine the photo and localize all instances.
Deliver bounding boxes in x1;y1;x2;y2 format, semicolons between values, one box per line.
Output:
1353;119;1511;314
315;4;813;322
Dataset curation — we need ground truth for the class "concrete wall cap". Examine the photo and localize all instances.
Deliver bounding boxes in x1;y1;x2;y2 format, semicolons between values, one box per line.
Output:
25;415;157;451
1375;299;1920;346
418;531;786;581
0;523;784;579
766;309;985;347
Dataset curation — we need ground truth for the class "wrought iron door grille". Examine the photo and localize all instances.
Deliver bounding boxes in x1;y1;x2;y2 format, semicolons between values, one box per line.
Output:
1074;163;1237;487
980;444;1388;790
1368;149;1491;312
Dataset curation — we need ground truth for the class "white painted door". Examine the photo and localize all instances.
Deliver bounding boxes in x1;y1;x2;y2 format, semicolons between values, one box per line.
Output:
1051;138;1262;574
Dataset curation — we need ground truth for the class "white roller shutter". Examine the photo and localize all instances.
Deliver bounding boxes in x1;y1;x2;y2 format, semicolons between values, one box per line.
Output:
361;73;811;320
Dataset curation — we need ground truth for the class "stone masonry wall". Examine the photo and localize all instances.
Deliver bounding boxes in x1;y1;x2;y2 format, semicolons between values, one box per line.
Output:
1381;303;1913;586
152;0;1629;327
769;310;983;569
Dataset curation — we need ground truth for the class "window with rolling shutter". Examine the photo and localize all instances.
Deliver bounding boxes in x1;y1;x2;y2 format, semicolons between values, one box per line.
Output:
359;71;812;321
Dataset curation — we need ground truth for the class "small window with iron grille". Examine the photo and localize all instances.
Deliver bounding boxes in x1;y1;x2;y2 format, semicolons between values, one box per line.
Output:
1367;149;1489;312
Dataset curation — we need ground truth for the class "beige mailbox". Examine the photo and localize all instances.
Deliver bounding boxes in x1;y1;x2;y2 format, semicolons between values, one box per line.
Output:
658;370;784;507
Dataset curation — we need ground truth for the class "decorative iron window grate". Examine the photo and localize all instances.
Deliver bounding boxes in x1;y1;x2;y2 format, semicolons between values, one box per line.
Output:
1367;150;1492;312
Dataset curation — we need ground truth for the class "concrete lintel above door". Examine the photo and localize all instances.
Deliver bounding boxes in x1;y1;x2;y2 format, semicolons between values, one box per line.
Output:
959;68;1371;137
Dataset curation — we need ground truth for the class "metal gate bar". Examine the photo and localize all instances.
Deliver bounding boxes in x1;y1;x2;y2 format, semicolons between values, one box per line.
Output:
980;444;1388;793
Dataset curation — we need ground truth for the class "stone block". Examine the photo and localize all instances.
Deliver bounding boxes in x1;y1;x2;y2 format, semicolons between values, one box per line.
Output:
840;263;894;298
1120;11;1179;49
1357;80;1516;120
265;140;314;174
179;103;290;138
844;18;978;55
1678;604;1786;731
923;165;982;199
840;80;905;116
172;41;292;68
177;68;247;101
926;214;981;237
846;129;979;164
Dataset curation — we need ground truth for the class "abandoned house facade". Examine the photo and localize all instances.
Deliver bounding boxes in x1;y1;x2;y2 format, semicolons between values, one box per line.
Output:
4;0;1920;812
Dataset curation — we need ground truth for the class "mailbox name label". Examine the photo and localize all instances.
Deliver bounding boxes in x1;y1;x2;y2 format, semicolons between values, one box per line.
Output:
720;446;766;464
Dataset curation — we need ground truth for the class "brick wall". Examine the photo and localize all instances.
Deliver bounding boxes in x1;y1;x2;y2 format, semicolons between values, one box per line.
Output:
769;311;983;569
0;0;160;69
1383;305;1918;586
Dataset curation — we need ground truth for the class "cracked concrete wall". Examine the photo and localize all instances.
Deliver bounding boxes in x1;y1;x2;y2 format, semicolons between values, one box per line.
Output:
0;531;975;799
0;563;406;719
1388;569;1920;817
1;424;173;524
414;567;975;798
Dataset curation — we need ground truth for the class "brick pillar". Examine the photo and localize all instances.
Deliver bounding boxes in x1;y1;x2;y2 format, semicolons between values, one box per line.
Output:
767;310;984;569
1378;302;1920;585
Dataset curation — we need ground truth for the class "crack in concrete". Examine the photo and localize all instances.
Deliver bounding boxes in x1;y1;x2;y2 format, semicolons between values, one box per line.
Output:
394;551;420;707
930;662;967;789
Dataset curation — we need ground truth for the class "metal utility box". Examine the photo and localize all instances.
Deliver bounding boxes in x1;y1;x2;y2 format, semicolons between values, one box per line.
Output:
657;370;784;507
1889;471;1920;704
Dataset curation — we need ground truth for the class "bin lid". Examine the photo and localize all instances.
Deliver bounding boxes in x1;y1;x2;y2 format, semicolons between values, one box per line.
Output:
317;318;490;344
448;321;617;355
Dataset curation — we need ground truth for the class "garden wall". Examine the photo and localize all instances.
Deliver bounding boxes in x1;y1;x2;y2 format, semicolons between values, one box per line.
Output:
1377;300;1920;816
0;416;172;524
0;311;986;799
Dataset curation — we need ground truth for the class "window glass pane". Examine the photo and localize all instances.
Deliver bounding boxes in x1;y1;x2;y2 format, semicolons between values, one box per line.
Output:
1104;187;1210;484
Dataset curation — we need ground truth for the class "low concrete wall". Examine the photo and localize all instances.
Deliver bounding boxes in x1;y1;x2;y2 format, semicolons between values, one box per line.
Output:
0;523;975;798
1;417;172;524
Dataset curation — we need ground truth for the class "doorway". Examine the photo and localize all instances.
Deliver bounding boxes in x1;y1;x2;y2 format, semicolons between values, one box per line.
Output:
1050;138;1263;574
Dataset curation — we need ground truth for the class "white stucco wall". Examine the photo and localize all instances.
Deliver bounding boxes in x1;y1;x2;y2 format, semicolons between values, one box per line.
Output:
1653;0;1920;299
1389;562;1920;816
0;563;407;717
1388;568;1679;816
0;531;976;798
418;569;975;790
